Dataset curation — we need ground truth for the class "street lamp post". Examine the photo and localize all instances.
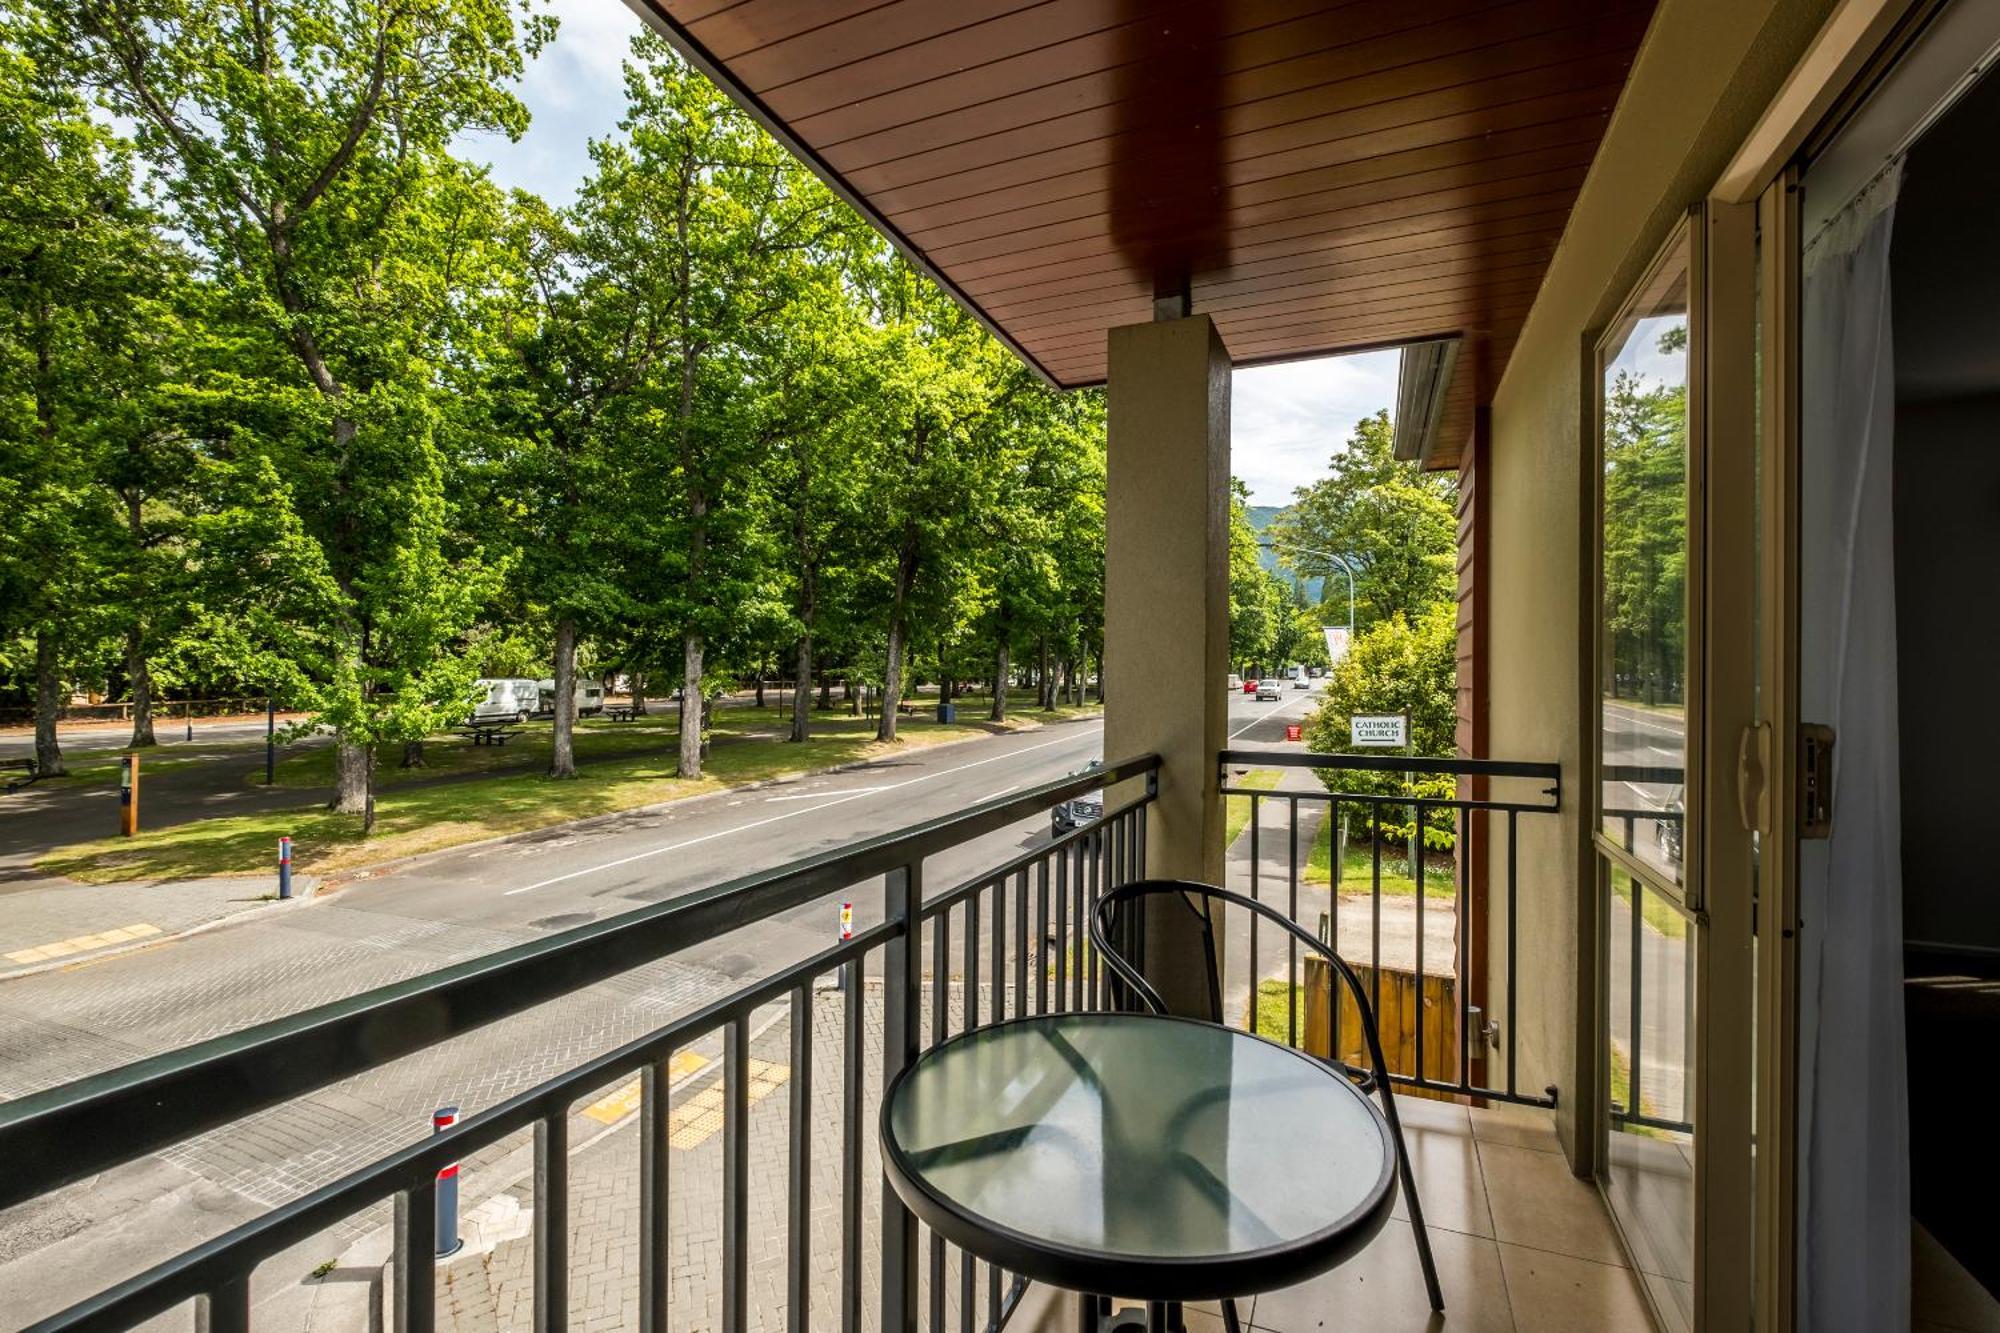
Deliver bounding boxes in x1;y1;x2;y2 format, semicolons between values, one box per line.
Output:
1258;537;1357;643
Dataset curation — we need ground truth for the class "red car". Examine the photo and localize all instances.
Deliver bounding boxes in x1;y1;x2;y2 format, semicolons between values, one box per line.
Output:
1242;678;1258;694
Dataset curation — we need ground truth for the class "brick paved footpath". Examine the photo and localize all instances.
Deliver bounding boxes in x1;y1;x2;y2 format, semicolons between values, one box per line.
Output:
353;981;1008;1333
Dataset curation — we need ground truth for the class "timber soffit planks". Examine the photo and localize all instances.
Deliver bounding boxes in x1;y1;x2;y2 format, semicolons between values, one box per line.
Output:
634;0;1655;467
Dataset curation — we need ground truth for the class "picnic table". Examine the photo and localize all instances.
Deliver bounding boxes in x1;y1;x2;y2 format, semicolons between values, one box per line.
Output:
457;724;525;747
603;705;635;721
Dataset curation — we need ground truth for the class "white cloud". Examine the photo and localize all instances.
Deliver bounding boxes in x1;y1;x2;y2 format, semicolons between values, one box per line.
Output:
1230;351;1400;507
459;0;645;206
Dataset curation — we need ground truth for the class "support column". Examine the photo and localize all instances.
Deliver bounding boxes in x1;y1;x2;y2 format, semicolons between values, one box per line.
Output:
1102;315;1231;1012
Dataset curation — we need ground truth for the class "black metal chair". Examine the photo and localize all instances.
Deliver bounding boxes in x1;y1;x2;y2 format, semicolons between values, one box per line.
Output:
1088;879;1445;1326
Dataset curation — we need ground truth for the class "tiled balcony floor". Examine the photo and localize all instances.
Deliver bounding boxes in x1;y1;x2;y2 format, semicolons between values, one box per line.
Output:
1010;1100;1654;1333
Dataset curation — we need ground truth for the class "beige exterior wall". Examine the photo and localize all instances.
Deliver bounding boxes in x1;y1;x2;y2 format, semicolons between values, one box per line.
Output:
1482;0;1835;1166
1102;316;1231;1006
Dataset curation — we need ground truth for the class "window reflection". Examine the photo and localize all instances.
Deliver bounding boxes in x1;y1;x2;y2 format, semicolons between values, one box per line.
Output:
1599;236;1691;888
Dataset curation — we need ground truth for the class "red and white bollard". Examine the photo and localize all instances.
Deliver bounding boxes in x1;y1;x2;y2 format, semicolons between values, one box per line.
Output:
433;1106;463;1258
277;836;293;899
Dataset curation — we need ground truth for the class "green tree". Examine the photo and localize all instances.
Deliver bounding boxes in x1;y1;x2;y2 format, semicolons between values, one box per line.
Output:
1268;408;1457;631
51;0;548;825
1303;601;1459;840
1601;335;1688;706
1228;479;1276;671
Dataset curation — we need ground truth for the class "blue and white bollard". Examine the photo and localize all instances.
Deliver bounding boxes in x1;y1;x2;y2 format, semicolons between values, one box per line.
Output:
433;1106;463;1258
277;836;293;899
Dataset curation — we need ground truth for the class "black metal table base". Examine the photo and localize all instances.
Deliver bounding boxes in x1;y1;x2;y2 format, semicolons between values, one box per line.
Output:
1082;1295;1231;1333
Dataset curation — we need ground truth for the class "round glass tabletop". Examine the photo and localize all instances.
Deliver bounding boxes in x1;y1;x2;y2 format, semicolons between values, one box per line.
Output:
880;1012;1396;1300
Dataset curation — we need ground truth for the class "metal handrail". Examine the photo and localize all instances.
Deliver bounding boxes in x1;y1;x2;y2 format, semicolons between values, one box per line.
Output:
0;753;1161;1212
13;752;1163;1333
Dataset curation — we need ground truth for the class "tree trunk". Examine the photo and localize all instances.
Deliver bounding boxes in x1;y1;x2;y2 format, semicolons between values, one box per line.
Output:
1037;636;1052;709
630;672;647;716
878;620;906;742
126;626;157;748
401;740;425;768
331;738;372;817
1094;640;1105;703
844;675;857;714
550;616;578;779
818;670;832;711
755;669;765;709
791;635;812;743
678;632;704;778
32;631;65;777
992;641;1010;722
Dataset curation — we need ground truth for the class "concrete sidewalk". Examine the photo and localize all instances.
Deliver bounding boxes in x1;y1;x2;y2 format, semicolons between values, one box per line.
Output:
0;873;320;978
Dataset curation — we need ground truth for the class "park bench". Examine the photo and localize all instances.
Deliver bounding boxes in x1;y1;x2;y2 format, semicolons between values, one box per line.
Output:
458;725;525;747
2;757;40;792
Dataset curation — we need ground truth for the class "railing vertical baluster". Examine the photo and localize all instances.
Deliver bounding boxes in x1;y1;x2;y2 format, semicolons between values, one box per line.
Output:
966;891;981;1032
535;1112;569;1332
1035;857;1050;1015
1288;793;1300;1048
993;877;1006;1021
1331;798;1342;1050
988;1261;1001;1330
1629;872;1644;1117
787;987;812;1333
929;1233;945;1333
198;1276;250;1333
1506;808;1519;1099
1458;802;1473;1091
961;1242;975;1333
394;1180;437;1333
842;959;863;1333
1055;847;1069;1012
639;1057;671;1333
723;1019;749;1333
1370;799;1384;1021
1013;868;1028;1019
1249;794;1261;1034
1414;800;1427;1086
1087;830;1102;1010
883;863;922;1333
1071;840;1086;1011
1137;794;1148;878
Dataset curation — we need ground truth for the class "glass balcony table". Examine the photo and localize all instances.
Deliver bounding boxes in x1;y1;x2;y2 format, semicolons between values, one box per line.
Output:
880;1012;1398;1325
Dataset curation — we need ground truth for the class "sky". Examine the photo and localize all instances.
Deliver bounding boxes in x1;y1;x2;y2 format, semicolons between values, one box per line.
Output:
466;0;1397;510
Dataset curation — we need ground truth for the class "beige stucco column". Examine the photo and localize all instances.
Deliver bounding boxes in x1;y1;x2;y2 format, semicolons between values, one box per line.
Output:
1102;314;1231;1009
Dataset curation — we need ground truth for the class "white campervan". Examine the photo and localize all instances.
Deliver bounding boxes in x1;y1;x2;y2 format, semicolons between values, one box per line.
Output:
537;678;606;717
470;678;541;725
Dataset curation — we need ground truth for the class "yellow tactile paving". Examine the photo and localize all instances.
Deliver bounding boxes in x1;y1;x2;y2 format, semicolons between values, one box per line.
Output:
580;1050;711;1125
5;922;161;966
667;1059;789;1151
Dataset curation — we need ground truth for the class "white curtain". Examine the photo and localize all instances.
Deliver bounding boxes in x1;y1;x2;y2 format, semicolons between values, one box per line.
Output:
1796;164;1908;1333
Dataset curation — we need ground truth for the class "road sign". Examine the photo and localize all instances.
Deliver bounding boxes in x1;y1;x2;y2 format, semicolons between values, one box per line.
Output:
1349;713;1409;748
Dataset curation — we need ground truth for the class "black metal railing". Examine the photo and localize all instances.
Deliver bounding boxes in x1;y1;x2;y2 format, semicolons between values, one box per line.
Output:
0;754;1159;1333
1217;749;1561;1108
1600;764;1695;1138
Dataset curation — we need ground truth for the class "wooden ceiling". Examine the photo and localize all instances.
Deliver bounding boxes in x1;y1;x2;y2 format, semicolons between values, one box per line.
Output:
634;0;1656;468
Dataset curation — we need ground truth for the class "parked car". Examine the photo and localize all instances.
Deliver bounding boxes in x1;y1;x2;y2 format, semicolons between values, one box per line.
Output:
1051;761;1104;834
1242;678;1259;694
1291;675;1309;689
470;678;541;725
1256;680;1282;701
1227;673;1243;693
1655;787;1686;863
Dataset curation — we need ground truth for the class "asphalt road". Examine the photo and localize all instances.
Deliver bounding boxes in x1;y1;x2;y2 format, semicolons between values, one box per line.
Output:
0;687;1318;1325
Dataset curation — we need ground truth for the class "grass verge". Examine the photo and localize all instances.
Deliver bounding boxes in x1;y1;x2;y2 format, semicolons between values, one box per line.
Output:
1611;877;1689;940
38;710;1072;884
1221;769;1284;848
1301;813;1457;901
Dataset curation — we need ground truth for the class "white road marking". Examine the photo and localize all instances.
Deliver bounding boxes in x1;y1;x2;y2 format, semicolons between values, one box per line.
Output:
502;732;1086;896
976;784;1019;802
763;788;878;802
1226;692;1311;741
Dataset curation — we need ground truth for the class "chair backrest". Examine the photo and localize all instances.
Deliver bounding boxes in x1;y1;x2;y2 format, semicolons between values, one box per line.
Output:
1093;879;1227;1023
1088;879;1399;1097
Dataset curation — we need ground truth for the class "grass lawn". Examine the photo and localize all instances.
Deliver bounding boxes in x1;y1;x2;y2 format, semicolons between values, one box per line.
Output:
38;707;1077;885
1252;978;1308;1043
1301;813;1457;902
41;745;239;787
1611;876;1690;940
1222;769;1284;848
